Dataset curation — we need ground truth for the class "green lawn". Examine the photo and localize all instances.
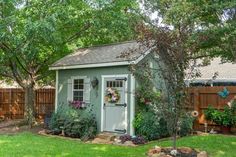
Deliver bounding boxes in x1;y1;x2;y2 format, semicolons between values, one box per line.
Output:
0;133;235;157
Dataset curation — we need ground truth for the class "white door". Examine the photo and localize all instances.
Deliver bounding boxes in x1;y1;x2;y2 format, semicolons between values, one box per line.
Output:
103;76;127;133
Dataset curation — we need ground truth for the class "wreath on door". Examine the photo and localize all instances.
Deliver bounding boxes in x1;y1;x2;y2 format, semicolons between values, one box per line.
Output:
105;87;120;103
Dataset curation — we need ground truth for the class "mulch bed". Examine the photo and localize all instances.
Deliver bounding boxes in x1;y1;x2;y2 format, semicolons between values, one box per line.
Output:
0;119;44;135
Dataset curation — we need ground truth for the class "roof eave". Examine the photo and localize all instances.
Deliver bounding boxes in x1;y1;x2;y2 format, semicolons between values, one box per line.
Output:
49;61;132;70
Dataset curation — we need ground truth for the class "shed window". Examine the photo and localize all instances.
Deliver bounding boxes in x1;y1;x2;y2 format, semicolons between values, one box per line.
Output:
73;79;84;101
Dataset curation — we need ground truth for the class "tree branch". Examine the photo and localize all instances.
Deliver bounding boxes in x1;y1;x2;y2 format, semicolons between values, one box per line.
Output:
65;22;91;43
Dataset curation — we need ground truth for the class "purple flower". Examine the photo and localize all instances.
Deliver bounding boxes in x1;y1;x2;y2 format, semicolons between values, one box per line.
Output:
69;101;85;109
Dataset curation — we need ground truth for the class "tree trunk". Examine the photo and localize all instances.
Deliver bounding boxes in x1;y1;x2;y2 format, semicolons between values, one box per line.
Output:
172;130;177;150
24;83;36;127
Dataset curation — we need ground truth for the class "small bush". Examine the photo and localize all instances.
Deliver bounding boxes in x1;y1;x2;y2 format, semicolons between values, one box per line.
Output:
204;103;236;127
119;135;146;145
49;103;97;140
179;113;195;137
131;136;146;145
133;111;169;141
134;111;195;140
119;134;132;143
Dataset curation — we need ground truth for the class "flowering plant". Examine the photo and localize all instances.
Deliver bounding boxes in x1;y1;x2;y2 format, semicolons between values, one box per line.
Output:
105;87;120;103
69;100;86;109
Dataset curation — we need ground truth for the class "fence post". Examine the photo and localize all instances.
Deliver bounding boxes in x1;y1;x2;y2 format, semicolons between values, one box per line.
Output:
193;87;200;130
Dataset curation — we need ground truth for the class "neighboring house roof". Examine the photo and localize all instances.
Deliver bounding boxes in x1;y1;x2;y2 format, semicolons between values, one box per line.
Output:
192;58;236;82
0;81;20;88
50;41;150;70
0;80;54;89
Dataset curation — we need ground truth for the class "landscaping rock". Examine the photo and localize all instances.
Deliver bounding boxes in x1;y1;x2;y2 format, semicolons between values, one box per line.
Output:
148;146;162;157
147;146;203;157
197;151;208;157
123;141;136;147
179;147;193;154
113;138;122;145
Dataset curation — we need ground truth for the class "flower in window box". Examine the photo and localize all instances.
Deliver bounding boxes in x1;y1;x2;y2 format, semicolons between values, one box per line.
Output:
69;101;86;109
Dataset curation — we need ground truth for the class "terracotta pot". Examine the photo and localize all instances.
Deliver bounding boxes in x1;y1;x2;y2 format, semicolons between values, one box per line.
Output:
221;126;231;134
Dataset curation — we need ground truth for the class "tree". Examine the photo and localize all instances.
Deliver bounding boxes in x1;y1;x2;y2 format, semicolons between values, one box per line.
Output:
0;0;140;126
137;0;236;151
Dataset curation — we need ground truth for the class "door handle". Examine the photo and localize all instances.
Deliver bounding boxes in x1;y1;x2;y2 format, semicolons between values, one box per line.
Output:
115;103;127;107
114;129;126;133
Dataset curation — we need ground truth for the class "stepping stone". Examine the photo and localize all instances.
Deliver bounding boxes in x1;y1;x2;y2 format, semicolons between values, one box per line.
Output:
92;132;118;144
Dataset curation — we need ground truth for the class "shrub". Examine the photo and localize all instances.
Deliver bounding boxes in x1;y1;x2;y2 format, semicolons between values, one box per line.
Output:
204;103;236;127
179;113;195;137
131;136;146;145
49;103;97;140
134;111;194;140
133;111;169;141
119;134;132;143
119;134;146;145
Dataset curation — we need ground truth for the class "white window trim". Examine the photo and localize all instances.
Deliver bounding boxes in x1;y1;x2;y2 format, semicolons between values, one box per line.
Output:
130;74;135;136
101;74;128;133
71;76;87;102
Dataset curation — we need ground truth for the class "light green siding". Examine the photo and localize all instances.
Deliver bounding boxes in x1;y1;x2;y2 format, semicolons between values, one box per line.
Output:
57;66;133;133
136;53;167;91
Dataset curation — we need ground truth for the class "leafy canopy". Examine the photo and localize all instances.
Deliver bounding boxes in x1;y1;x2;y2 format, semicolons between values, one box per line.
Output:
0;0;140;86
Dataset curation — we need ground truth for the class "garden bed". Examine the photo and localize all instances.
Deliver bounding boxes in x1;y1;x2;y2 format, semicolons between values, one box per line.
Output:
148;146;207;157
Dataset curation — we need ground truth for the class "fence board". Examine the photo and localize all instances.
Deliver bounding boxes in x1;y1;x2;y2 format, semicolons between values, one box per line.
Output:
0;88;55;119
188;86;236;131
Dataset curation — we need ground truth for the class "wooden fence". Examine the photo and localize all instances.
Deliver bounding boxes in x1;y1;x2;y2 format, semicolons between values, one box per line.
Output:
0;88;55;119
0;86;235;131
188;86;236;131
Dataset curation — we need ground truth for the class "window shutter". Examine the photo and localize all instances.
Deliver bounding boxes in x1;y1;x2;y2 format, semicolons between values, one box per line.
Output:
84;77;91;104
67;78;73;102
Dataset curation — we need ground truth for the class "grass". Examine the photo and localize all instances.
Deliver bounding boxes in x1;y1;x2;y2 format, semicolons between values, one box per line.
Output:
0;133;235;157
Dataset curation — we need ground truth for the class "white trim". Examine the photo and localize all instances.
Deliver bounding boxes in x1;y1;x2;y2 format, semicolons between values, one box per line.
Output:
50;61;130;70
49;48;153;70
130;74;135;136
101;76;104;132
71;76;87;102
55;70;59;111
133;48;152;64
71;76;87;79
101;74;129;133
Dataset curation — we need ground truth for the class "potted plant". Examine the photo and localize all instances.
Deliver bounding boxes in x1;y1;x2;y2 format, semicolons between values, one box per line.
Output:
204;102;236;134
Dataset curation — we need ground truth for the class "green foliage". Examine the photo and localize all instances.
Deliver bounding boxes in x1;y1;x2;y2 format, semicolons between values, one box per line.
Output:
133;112;169;141
179;113;195;137
49;104;97;140
204;103;236;127
142;0;236;61
0;0;140;85
0;0;140;123
134;111;194;140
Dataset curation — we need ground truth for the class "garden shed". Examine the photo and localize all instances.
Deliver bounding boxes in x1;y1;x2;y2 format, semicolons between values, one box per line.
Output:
50;41;163;135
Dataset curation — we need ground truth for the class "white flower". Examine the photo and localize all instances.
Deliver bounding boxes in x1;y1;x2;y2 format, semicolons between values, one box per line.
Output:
170;149;178;156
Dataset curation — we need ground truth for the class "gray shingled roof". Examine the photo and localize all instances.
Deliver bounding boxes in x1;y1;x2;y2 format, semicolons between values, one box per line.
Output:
195;58;236;80
51;41;147;68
